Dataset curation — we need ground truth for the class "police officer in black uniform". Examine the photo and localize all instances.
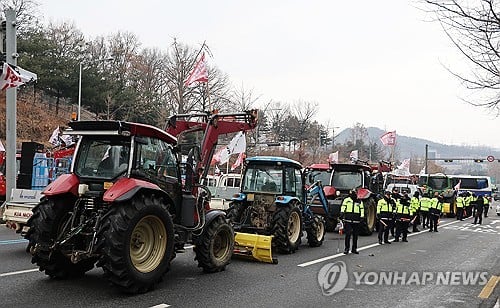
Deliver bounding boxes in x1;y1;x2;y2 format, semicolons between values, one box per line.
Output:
377;191;394;244
473;195;484;225
340;189;364;254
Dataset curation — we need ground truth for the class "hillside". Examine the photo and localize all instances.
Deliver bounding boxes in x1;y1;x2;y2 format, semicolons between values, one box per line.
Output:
335;127;500;160
0;91;74;148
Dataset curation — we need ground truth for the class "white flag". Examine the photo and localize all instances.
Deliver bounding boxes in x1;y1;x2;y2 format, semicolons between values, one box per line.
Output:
328;151;339;164
394;158;410;176
220;131;247;165
349;150;358;161
60;134;73;146
227;131;246;154
0;63;37;91
454;180;461;191
0;140;5;152
49;127;60;146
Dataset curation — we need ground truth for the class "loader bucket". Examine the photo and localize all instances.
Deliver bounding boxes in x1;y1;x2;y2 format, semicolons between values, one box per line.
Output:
233;232;277;264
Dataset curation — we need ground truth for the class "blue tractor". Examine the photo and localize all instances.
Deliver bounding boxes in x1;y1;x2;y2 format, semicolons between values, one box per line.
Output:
227;156;326;254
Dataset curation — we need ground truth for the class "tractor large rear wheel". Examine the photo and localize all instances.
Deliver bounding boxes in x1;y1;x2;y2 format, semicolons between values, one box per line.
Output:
98;193;174;294
271;205;302;254
360;198;376;235
194;215;234;273
26;197;96;279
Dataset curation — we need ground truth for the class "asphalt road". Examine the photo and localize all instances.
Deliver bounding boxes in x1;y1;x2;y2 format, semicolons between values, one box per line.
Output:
0;209;499;308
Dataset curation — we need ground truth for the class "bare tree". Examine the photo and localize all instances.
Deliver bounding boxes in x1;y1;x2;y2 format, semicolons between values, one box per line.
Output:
229;84;261;112
0;0;40;34
290;100;319;146
424;0;500;113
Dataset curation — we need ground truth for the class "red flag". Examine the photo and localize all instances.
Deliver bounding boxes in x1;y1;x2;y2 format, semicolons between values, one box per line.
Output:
380;131;396;146
231;152;246;171
211;146;225;165
184;53;208;86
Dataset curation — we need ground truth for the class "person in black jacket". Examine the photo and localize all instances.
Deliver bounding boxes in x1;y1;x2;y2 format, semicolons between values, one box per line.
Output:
340;190;364;254
473;195;484;225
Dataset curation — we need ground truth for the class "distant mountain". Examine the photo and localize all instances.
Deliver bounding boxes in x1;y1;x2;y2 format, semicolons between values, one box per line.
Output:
335;127;500;161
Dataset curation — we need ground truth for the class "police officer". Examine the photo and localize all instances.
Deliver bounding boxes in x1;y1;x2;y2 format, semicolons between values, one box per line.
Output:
483;195;490;217
419;193;432;228
390;189;400;237
473;195;484;225
464;191;473;218
456;192;465;221
340;189;364;254
395;191;413;242
377;191;394;244
429;192;442;232
410;191;420;232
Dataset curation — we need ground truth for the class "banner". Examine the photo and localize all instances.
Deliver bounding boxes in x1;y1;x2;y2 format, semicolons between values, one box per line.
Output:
184;53;208;86
328;151;339;164
454;180;461;191
380;130;396;146
0;62;37;90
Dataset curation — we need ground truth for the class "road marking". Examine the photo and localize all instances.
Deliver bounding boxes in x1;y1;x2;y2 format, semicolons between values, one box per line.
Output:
297;219;463;267
0;243;194;278
478;276;499;299
0;239;28;245
0;268;39;277
149;304;171;308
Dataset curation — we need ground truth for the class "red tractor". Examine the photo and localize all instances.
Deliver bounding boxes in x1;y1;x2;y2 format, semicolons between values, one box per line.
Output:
26;110;258;294
305;162;378;235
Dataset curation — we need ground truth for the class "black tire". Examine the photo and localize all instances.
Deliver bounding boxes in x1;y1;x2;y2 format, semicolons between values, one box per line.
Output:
97;193;174;294
226;202;245;224
26;197;96;279
306;214;325;247
193;215;234;273
325;217;338;232
360;198;376;236
271;205;302;254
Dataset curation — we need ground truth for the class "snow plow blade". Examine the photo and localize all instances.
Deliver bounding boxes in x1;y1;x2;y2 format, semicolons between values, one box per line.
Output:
233;232;277;264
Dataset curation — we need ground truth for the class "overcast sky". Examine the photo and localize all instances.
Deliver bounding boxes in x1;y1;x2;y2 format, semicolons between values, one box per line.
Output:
36;0;500;151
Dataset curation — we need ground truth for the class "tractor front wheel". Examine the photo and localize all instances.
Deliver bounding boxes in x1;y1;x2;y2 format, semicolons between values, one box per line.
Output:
194;215;234;273
360;198;376;236
306;214;325;247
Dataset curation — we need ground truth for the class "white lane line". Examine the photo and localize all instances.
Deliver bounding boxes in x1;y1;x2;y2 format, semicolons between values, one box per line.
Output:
297;219;464;267
0;268;39;277
0;244;195;278
149;304;171;308
0;239;28;245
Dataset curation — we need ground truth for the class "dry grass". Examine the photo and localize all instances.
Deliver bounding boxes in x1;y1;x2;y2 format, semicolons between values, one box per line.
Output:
0;90;74;148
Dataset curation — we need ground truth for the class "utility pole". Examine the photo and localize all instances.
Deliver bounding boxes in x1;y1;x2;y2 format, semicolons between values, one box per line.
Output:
425;144;428;175
4;8;17;201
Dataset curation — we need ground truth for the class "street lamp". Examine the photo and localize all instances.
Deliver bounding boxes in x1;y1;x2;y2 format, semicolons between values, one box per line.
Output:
77;57;114;121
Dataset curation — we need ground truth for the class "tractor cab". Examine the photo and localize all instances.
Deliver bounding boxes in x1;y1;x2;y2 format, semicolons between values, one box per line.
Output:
241;156;303;199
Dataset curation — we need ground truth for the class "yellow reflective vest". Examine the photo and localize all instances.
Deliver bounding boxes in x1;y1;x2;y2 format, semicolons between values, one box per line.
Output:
420;197;432;212
341;197;364;221
456;196;465;208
